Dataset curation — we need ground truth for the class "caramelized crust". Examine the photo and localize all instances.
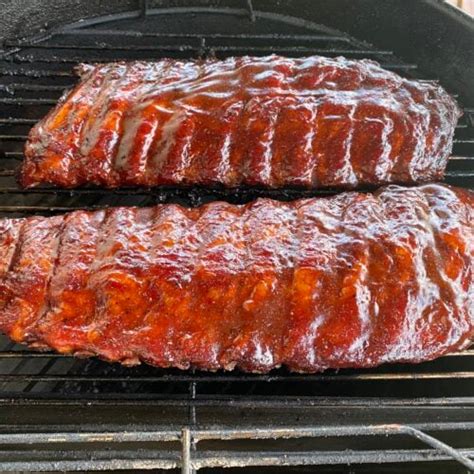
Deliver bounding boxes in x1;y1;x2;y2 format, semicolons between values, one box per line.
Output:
20;56;461;189
0;184;472;372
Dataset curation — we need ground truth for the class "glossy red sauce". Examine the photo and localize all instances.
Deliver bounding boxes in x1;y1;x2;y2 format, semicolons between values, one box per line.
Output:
0;184;472;372
20;55;460;189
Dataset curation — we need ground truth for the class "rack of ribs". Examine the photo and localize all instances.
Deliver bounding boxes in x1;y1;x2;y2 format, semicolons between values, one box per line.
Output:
0;184;472;372
20;55;461;189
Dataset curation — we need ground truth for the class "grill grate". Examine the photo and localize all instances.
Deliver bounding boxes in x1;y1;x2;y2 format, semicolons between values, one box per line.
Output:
0;2;473;472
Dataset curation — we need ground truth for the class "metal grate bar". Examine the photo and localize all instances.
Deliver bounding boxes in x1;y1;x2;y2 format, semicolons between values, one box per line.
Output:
446;170;474;177
0;69;75;78
139;0;148;17
246;0;256;22
0;135;29;140
190;448;474;470
0;372;473;383
7;50;407;62
9;31;354;42
0;352;69;358
6;43;395;54
0;458;177;472
0;424;472;472
0;449;472;473
0;98;59;105
3;396;474;407
0;431;180;444
0;83;68;92
0;206;107;213
181;428;192;474
0;118;40;124
1;449;473;473
192;425;474;472
193;423;474;440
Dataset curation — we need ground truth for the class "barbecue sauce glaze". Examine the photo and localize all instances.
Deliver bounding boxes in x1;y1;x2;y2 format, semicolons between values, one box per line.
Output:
20;55;460;189
0;184;472;372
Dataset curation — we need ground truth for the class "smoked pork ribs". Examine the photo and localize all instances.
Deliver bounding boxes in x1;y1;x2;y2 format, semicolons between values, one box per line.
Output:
0;184;472;372
20;55;461;189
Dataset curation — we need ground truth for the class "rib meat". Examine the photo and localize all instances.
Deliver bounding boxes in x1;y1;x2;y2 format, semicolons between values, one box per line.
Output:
20;55;461;189
0;184;472;372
